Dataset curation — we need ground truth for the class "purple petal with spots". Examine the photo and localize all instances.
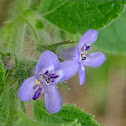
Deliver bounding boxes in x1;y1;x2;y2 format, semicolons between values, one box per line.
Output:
78;29;98;49
78;62;86;85
18;77;35;101
35;51;60;76
83;52;106;68
60;60;78;82
58;46;77;61
33;87;43;100
44;85;63;114
50;69;63;85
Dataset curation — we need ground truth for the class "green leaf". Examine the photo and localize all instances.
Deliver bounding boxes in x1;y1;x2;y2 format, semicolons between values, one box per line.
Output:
0;86;19;126
23;11;42;43
95;8;126;55
13;59;36;85
122;0;126;4
34;100;101;126
62;120;81;126
0;60;4;96
0;60;4;82
15;111;44;126
0;56;37;125
16;111;80;126
35;19;44;29
39;0;125;34
0;0;32;58
0;20;26;57
10;0;31;18
0;57;37;125
31;0;42;11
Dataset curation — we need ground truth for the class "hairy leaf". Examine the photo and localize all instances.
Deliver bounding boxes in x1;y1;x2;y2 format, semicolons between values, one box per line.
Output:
39;0;125;34
0;0;32;57
14;59;36;85
0;19;26;57
0;57;37;125
0;61;4;83
15;111;45;126
16;111;80;126
34;100;101;126
0;86;19;126
0;61;4;96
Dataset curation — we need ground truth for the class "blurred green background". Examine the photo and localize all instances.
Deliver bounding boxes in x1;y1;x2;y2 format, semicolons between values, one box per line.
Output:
0;0;126;126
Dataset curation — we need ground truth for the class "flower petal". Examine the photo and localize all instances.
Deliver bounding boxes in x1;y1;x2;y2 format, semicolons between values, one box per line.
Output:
78;62;86;85
78;29;98;49
60;60;78;82
83;52;106;68
35;51;60;76
32;87;43;100
58;46;77;61
18;77;35;101
50;69;63;84
42;65;54;75
73;47;81;62
44;85;63;114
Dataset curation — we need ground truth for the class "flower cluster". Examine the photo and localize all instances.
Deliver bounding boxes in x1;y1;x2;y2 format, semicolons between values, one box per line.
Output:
59;29;106;84
18;29;106;114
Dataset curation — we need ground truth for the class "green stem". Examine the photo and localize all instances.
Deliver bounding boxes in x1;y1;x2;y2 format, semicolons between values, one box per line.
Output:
37;40;77;53
38;40;77;49
24;18;41;43
37;40;77;52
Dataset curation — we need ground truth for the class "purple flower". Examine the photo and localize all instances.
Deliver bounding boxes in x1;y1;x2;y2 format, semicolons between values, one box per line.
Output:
59;29;106;85
18;51;78;114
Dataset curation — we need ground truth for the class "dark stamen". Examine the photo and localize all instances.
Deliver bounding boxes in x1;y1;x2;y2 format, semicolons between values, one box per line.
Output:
82;57;86;60
81;54;86;60
46;78;50;83
85;46;90;51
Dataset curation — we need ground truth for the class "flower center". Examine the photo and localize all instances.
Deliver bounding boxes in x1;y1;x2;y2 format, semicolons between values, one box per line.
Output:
36;65;63;86
81;54;86;60
37;71;62;85
80;45;90;61
46;77;51;83
43;73;51;84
